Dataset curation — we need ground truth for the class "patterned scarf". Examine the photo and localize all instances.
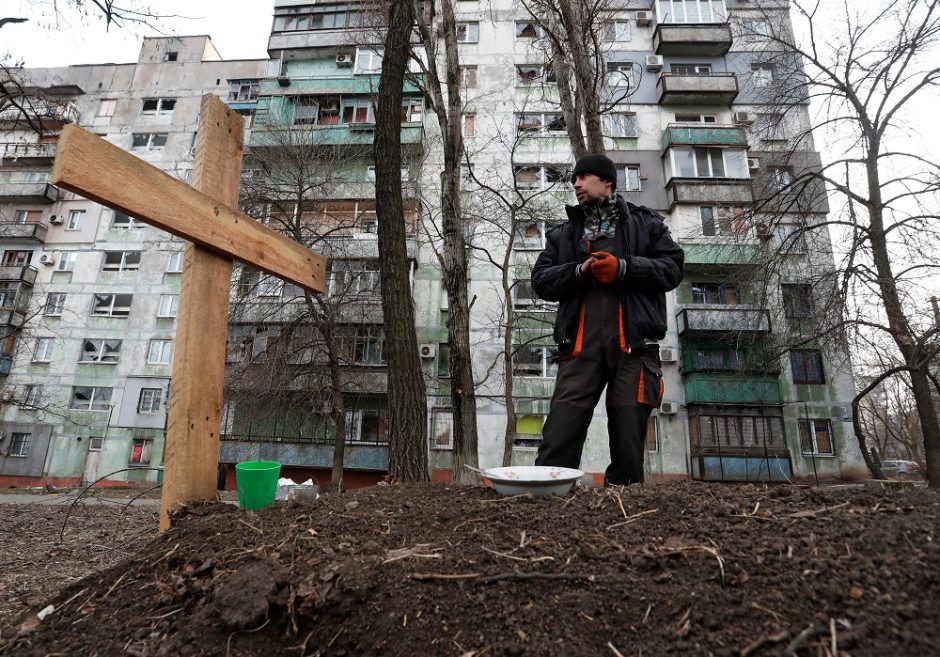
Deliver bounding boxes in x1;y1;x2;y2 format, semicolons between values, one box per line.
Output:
582;194;621;242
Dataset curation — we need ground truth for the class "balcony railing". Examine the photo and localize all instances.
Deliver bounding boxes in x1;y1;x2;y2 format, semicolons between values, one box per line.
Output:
662;124;748;149
677;306;772;335
657;72;738;105
653;22;733;56
684;372;782;404
0;182;59;204
665;178;753;209
0;222;49;242
0;99;81;126
0;143;57;160
0;265;38;285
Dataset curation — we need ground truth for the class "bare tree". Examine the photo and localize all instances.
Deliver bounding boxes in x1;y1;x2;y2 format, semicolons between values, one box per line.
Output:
521;0;641;157
225;122;378;491
407;0;480;483
731;0;940;484
374;0;428;482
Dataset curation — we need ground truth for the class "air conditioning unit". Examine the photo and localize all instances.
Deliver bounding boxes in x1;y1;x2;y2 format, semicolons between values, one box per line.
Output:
659;347;678;363
660;401;679;415
419;343;437;359
645;55;664;71
755;223;772;239
335;53;354;67
733;111;754;125
39;254;55;266
49;214;63;225
748;157;760;171
635;11;653;26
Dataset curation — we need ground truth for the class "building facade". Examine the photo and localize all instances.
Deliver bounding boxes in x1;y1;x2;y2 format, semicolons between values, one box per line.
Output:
0;1;867;487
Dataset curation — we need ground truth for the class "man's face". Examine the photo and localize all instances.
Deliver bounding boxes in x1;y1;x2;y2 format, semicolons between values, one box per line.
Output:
572;173;613;205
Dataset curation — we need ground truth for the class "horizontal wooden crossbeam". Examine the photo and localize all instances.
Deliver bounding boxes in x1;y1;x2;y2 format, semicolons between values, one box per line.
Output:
51;124;325;292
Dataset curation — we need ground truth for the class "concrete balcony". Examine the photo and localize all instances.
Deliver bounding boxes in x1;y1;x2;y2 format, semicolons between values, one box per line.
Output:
657;73;738;105
0;222;48;242
662;124;748;149
0;99;81;128
665;178;752;209
681;243;761;268
0;143;57;160
677;306;772;336
0;265;38;285
0;308;27;328
0;182;59;204
653;23;733;56
684;373;782;404
248;123;424;151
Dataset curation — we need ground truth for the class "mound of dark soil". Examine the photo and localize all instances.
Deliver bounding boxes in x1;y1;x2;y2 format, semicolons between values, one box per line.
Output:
2;481;939;656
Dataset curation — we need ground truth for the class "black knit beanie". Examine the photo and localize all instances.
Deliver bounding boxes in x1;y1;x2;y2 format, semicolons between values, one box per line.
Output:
570;154;617;190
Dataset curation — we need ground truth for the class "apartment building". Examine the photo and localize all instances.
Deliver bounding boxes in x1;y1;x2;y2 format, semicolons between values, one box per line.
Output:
0;1;867;487
0;36;266;486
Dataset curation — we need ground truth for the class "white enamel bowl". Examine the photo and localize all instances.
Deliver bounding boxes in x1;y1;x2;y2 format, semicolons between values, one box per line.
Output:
481;465;584;496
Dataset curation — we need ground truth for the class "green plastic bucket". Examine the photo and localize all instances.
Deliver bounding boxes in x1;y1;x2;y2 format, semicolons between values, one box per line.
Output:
235;461;281;510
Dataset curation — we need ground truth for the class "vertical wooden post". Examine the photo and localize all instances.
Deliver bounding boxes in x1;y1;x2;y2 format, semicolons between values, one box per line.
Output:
159;95;244;531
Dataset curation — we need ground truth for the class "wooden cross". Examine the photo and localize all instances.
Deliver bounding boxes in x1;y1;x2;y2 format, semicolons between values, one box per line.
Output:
51;95;326;530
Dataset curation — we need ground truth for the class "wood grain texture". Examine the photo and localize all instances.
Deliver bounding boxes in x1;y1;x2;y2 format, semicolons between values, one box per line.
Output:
51;120;325;292
159;96;242;531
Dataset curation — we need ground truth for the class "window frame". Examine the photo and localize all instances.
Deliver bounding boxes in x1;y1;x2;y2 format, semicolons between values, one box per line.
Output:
66;209;85;231
617;165;642;192
70;385;113;411
140;98;177;116
97;99;117;117
790;349;825;384
91;293;133;318
799;419;835;456
137;388;164;414
79;338;122;364
157;294;180;318
8;432;31;457
430;408;454;450
33;337;54;362
102;250;142;272
456;22;480;43
607;112;638;138
56;251;77;272
23;384;43;407
131;132;169;150
128;438;154;465
781;283;814;319
148;339;173;365
166;251;184;273
513;344;558;378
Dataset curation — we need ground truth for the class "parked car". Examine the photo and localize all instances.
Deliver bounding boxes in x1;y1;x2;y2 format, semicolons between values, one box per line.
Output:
880;459;922;479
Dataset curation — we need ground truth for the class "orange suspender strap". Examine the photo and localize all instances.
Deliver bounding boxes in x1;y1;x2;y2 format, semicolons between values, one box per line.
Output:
618;302;630;353
569;305;587;360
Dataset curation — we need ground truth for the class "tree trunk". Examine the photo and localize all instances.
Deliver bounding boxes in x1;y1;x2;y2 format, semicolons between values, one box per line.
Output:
558;0;604;154
547;13;587;160
501;231;517;467
437;0;479;483
375;0;428;482
865;148;940;486
323;323;347;491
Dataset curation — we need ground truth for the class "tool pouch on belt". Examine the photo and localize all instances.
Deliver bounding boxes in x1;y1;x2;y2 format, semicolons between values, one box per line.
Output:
636;359;664;408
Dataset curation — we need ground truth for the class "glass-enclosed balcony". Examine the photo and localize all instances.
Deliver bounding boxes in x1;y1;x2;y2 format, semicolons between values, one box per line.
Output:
677;306;772;336
0;182;59;204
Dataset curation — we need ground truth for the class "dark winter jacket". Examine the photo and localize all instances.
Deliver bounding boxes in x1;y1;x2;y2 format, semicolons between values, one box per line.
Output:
531;196;684;359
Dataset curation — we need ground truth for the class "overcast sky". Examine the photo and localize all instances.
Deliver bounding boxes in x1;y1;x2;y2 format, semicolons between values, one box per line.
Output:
4;0;274;67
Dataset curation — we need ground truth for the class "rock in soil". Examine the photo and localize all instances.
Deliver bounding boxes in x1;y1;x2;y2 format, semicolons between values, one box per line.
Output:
1;481;939;656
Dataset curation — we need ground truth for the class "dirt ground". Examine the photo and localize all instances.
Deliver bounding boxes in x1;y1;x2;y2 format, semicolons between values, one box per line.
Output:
1;481;938;657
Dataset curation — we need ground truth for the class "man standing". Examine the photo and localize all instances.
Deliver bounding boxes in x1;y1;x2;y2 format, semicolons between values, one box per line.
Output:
532;154;684;485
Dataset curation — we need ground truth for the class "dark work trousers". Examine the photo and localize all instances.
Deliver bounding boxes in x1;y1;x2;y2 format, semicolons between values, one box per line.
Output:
535;278;660;486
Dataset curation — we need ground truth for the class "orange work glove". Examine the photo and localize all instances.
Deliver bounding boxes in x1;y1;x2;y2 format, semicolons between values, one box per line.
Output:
590;251;619;284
